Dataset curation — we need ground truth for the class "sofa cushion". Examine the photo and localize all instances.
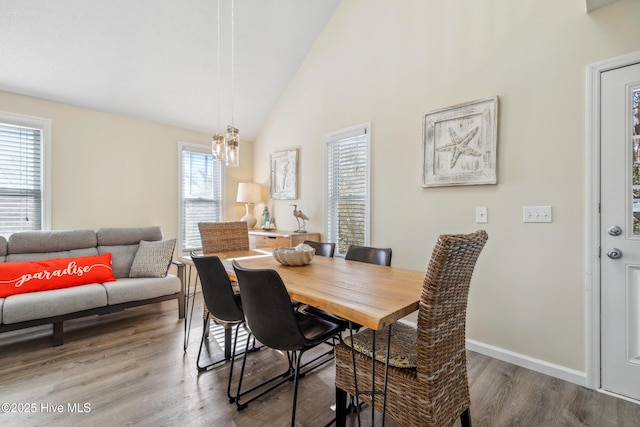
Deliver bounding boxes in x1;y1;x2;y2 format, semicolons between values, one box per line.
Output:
7;229;97;254
96;227;163;246
6;248;98;262
102;275;181;305
0;253;116;298
2;284;108;324
97;245;139;279
0;235;7;261
129;239;176;278
96;227;163;279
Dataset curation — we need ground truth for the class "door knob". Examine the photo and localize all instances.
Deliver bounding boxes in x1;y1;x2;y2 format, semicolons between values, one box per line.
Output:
607;248;623;259
607;226;622;236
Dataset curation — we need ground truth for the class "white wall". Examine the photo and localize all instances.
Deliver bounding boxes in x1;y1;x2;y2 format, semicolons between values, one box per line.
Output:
252;0;640;374
0;91;253;240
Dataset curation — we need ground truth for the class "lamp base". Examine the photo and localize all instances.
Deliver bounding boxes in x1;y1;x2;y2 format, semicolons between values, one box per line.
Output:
241;203;257;229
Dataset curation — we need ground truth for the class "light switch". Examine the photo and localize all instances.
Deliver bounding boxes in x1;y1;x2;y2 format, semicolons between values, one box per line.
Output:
523;206;552;223
476;207;488;224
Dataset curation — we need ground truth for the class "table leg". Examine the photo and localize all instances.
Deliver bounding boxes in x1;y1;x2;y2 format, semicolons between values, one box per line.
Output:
224;324;232;359
335;387;348;427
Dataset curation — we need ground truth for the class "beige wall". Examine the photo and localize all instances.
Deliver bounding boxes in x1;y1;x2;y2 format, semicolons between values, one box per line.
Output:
252;0;640;373
0;91;253;241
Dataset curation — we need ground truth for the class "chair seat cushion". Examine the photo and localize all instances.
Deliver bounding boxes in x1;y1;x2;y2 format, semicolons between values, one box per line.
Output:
343;320;417;368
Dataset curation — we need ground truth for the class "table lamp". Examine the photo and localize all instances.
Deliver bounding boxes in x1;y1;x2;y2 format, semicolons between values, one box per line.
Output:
236;182;261;229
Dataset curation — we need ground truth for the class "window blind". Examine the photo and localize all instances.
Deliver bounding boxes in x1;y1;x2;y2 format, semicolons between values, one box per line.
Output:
179;144;223;253
326;125;369;256
0;122;42;238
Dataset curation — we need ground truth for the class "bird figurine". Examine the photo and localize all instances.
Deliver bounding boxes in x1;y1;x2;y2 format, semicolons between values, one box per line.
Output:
290;204;309;233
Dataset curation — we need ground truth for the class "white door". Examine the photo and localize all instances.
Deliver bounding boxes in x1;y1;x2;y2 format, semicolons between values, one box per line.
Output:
601;62;640;400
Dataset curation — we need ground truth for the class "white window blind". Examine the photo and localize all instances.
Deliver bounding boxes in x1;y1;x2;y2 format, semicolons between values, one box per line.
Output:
179;142;223;254
0;114;49;238
325;124;370;256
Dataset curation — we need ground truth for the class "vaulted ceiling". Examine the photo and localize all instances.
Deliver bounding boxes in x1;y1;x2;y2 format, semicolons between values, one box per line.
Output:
0;1;621;142
0;0;340;141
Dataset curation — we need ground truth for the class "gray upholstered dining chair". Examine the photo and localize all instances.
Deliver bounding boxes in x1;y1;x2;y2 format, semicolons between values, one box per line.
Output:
232;260;343;427
190;253;245;400
303;240;336;258
334;230;488;427
345;244;392;267
197;221;249;339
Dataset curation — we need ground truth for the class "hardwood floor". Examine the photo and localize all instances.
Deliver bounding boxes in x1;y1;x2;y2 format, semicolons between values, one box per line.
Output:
0;292;638;427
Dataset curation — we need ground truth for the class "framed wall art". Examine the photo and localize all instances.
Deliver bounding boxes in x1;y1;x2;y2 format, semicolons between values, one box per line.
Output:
270;149;298;200
422;96;498;187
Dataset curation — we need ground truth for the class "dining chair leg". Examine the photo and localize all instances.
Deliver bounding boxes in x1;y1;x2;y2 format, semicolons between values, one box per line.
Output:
291;350;303;427
234;336;295;410
196;315;215;371
460;408;472;427
197;315;236;372
226;323;242;403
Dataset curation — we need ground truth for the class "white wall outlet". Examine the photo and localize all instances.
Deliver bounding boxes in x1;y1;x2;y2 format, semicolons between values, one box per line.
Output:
523;206;552;223
476;207;488;224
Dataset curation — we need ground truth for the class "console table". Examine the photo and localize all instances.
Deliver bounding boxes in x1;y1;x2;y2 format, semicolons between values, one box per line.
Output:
248;230;320;250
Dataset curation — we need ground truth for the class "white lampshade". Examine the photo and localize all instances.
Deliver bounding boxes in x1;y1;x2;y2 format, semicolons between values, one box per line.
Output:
236;182;261;203
237;182;261;229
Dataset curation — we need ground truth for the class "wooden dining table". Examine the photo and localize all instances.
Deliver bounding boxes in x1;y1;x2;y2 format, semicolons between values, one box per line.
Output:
182;249;426;425
234;252;428;426
229;253;424;331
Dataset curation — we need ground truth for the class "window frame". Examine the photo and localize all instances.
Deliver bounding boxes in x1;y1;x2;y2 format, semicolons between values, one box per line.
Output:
177;141;224;255
324;122;371;257
0;111;51;237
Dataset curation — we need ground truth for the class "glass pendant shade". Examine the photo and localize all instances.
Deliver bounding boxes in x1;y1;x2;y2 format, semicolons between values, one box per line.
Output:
212;133;225;161
225;125;239;167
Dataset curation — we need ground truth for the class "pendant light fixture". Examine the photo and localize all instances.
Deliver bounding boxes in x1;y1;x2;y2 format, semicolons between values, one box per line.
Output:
212;0;239;167
224;0;239;167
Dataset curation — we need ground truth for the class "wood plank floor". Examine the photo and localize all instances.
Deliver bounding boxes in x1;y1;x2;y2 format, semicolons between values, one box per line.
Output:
0;292;638;427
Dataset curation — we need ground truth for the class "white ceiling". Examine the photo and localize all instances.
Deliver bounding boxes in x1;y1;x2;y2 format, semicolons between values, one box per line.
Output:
0;0;341;141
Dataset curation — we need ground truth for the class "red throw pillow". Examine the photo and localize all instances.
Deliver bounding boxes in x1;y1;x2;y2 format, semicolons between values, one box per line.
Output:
0;253;116;297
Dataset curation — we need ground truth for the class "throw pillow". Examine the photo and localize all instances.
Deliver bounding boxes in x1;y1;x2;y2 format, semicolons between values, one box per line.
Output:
129;239;176;278
0;253;116;297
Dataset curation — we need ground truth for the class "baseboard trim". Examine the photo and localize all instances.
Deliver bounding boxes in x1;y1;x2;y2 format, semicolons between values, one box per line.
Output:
466;339;588;387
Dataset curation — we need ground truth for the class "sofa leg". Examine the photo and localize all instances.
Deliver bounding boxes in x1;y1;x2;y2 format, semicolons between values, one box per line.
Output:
53;322;64;346
177;295;185;319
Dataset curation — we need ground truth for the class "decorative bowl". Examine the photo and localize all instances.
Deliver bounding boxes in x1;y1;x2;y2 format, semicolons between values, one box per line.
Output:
272;243;315;266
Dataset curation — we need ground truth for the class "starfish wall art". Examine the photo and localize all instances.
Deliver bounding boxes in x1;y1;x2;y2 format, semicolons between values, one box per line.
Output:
422;96;498;187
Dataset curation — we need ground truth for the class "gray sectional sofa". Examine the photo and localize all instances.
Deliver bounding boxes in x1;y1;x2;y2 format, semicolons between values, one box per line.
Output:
0;226;184;346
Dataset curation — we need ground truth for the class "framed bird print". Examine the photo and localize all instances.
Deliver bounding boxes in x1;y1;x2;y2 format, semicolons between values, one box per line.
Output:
422;96;498;187
270;149;298;199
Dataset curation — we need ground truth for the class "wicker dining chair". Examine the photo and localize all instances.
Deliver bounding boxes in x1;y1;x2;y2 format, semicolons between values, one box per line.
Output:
334;230;488;427
198;221;250;253
197;221;249;342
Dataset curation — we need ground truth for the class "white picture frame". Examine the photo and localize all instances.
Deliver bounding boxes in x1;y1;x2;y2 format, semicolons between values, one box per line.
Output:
422;96;498;187
270;149;298;200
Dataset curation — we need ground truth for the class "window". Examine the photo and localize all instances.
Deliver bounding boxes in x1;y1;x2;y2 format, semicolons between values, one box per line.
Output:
178;142;223;254
0;112;50;238
325;123;370;256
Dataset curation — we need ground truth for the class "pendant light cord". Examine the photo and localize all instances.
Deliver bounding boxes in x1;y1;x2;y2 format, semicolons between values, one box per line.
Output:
231;0;235;128
217;0;221;133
